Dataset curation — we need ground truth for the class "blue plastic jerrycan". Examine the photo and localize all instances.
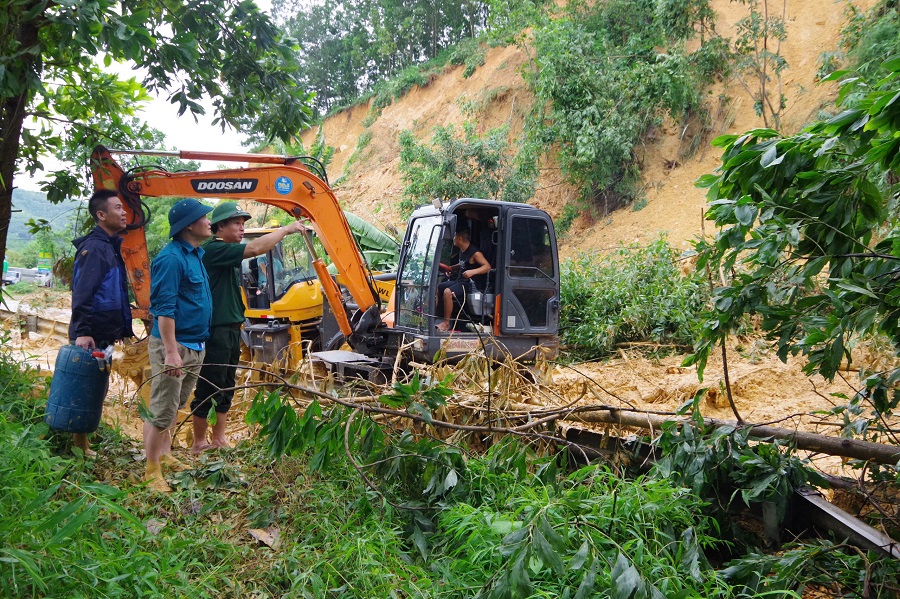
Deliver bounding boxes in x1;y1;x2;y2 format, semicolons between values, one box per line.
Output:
45;345;112;433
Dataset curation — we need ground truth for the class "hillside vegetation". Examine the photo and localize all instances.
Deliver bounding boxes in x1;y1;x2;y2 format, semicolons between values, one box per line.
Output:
6;189;80;250
299;0;878;256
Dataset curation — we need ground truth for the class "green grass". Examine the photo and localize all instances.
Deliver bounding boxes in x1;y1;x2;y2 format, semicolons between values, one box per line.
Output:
2;338;898;597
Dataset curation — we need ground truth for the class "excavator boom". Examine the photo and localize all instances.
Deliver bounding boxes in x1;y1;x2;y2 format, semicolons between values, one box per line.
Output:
90;146;381;338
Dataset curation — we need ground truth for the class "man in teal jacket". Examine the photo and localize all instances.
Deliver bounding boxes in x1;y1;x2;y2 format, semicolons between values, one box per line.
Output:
143;198;212;492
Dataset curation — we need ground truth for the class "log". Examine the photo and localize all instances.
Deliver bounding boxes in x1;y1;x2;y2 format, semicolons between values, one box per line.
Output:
521;405;900;466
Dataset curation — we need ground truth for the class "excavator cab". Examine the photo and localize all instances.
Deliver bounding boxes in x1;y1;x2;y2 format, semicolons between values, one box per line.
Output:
239;228;323;366
388;198;560;362
240;228;318;311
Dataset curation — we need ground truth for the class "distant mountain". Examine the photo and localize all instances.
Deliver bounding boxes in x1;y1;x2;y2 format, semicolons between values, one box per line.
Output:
8;189;85;249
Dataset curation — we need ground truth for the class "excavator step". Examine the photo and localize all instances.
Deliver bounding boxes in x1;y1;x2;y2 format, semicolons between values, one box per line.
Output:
310;350;392;384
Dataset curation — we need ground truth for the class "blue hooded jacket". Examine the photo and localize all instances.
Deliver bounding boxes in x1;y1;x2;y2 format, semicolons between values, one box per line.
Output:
69;226;134;343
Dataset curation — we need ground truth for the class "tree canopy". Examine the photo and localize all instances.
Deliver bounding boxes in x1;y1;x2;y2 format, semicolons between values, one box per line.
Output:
271;0;491;114
688;58;900;442
0;0;316;270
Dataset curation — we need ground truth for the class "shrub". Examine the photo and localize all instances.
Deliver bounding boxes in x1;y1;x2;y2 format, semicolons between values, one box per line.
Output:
524;0;719;213
559;237;708;360
346;130;374;171
449;38;487;79
397;122;536;218
843;1;900;80
554;201;582;235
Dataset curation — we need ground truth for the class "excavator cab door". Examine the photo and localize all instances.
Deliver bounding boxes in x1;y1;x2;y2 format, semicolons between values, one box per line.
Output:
498;209;560;336
394;214;444;332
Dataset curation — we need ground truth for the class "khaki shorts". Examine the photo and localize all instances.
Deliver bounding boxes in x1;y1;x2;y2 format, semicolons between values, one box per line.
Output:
144;336;206;429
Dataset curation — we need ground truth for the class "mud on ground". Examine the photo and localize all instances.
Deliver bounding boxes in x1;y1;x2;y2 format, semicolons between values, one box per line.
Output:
3;289;894;484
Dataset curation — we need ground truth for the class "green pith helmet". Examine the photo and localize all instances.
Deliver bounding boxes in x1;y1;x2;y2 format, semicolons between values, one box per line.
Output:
210;202;252;226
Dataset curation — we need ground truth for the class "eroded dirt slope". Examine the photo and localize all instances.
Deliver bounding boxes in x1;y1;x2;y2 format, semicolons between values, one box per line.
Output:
306;0;875;256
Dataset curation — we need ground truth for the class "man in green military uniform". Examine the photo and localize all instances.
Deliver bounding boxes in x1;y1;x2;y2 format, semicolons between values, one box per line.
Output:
191;202;304;453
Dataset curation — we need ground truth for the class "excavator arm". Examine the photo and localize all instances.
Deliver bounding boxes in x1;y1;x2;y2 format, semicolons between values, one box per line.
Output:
90;145;382;341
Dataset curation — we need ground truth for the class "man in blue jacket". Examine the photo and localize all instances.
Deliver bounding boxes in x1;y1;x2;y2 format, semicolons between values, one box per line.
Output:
143;198;213;492
67;189;134;456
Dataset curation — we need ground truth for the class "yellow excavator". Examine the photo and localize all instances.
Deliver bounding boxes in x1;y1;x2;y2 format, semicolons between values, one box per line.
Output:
91;145;560;381
237;222;397;366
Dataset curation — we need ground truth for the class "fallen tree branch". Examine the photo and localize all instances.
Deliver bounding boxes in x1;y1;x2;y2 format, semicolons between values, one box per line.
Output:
149;363;900;467
558;405;900;466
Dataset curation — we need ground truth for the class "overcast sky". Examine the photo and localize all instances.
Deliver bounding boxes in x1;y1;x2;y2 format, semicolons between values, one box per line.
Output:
16;0;274;193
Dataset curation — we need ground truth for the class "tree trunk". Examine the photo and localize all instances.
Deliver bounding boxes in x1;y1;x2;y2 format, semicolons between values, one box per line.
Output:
0;7;41;270
0;90;30;270
559;407;900;466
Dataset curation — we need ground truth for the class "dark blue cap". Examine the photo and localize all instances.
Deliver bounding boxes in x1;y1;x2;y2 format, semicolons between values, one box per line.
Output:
168;199;212;238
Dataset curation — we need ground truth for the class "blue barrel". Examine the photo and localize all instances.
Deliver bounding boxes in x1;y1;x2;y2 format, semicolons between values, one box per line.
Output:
45;345;111;433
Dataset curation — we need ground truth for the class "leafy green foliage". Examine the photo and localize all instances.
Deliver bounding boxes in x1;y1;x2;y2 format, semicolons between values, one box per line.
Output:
435;458;731;598
554;201;583;236
1;0;315;272
559;237;708;361
654;397;828;527
656;0;717;41
246;376;463;503
484;0;549;45
687;57;900;474
245;384;738;598
731;0;788;129
2;334;892;597
523;0;722;213
345;130;374;174
723;541;900;598
250;126;336;179
398;122;536;217
369;63;438;113
449;38;487;78
817;51;844;82
0;377;431;596
842;1;900;82
273;0;491;114
698;63;900;378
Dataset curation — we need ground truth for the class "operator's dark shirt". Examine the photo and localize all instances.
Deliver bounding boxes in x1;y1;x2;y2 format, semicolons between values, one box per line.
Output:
458;243;486;290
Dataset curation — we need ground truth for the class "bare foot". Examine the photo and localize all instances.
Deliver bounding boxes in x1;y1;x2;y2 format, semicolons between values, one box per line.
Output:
73;433;96;458
73;445;97;458
436;321;450;332
191;441;213;455
210;438;232;450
